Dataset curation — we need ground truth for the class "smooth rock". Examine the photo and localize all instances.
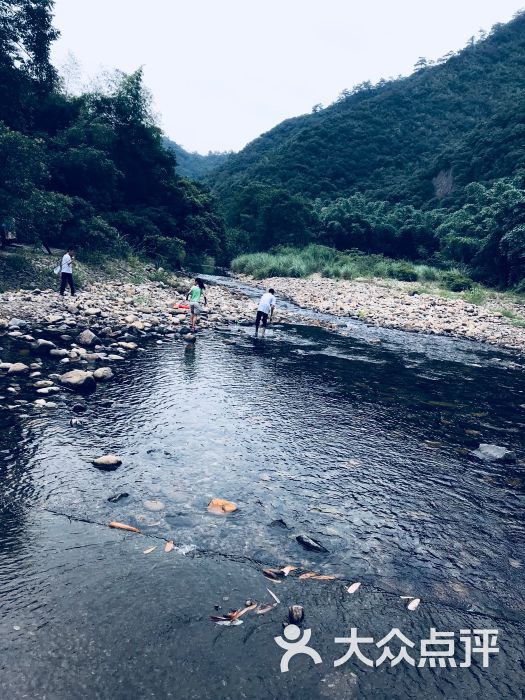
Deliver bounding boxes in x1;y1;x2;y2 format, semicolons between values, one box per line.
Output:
144;499;165;512
59;369;96;393
7;363;30;375
92;454;122;471
471;443;516;462
93;367;114;381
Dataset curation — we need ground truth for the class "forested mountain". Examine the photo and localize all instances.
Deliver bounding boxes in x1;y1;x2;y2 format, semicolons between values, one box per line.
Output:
0;1;224;268
208;12;525;288
164;139;231;179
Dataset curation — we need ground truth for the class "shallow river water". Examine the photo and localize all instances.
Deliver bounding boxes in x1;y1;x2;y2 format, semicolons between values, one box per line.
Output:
0;283;524;699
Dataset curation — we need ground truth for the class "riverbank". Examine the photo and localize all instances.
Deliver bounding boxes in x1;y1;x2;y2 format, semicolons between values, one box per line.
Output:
237;273;525;353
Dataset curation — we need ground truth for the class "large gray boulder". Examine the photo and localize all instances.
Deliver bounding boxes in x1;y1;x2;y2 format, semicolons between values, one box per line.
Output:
59;369;96;393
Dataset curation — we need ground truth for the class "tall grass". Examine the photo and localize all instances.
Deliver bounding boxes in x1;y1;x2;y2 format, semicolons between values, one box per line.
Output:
231;244;474;290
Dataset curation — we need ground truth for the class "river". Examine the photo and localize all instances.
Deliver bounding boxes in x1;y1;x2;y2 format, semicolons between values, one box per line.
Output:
0;278;524;698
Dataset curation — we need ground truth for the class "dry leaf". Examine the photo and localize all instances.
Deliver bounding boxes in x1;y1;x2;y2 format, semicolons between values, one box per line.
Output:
347;582;361;594
256;603;277;615
164;540;175;552
407;598;421;611
109;521;140;533
310;574;336;581
267;588;280;604
299;571;319;580
281;565;298;576
231;603;257;619
262;567;284;580
143;546;157;555
207;498;238;515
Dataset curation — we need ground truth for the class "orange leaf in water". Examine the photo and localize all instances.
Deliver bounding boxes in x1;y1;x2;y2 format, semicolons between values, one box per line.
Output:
164;540;175;552
298;571;318;580
207;498;238;515
281;565;298;576
109;521;140;533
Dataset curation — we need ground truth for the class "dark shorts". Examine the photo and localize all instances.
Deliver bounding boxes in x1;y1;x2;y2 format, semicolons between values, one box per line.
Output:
255;310;268;328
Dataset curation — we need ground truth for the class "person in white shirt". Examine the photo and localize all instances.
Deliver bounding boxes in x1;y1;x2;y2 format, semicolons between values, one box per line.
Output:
59;247;75;296
255;288;276;337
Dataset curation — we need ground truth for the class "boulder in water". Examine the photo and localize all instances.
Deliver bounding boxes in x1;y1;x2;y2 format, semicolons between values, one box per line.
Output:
93;367;113;381
92;454;122;471
60;369;96;393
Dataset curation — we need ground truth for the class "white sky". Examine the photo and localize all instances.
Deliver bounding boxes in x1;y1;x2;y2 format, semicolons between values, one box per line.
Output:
51;0;524;154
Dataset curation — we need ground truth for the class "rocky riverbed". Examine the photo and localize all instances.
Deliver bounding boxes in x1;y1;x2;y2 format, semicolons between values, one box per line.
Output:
239;274;525;353
0;277;269;404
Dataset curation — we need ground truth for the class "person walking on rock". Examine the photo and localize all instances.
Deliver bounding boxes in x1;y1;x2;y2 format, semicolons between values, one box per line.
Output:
186;278;207;332
59;247;75;296
255;288;276;337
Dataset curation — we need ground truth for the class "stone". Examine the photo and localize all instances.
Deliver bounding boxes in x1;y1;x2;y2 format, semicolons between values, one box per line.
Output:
34;380;54;388
117;341;138;351
92;454;122;471
78;329;99;347
93;367;113;381
8;317;27;328
471;443;516;462
59;369;96;393
288;605;304;625
144;499;165;512
34;339;56;353
7;363;30;375
85;308;102;316
50;348;69;358
296;534;329;553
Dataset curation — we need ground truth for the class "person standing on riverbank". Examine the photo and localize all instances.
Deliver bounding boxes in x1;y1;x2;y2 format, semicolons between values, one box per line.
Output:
59;247;75;296
255;288;276;337
186;278;207;332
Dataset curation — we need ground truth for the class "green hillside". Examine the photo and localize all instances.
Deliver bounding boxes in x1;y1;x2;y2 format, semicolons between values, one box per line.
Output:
209;12;525;288
164;139;231;180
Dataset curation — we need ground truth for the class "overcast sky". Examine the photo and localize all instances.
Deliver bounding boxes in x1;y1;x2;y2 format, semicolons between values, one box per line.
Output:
51;1;524;154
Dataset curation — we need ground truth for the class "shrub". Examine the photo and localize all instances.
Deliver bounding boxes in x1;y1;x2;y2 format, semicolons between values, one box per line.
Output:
441;270;473;291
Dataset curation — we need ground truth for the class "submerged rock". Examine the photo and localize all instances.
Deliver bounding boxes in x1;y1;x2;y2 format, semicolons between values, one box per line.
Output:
296;534;329;553
144;499;165;512
108;492;129;503
471;443;516;462
270;518;289;529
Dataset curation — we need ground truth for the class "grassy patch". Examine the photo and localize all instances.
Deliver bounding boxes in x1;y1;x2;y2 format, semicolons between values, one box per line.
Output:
231;244;475;291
